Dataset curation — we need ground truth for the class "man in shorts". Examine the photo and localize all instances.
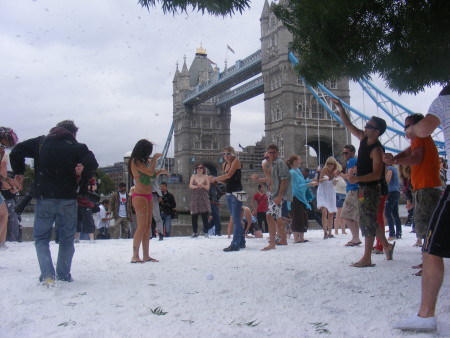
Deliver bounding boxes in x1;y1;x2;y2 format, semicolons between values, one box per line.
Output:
394;85;450;332
384;114;441;250
333;98;395;267
339;144;362;246
384;113;441;278
262;144;291;250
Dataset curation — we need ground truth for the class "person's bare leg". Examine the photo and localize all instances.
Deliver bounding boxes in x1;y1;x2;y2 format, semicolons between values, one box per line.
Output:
89;233;94;241
353;236;375;266
321;208;328;238
298;232;305;242
418;253;444;318
142;200;153;261
375;225;394;259
131;196;148;262
262;214;276;250
344;218;360;243
277;218;287;244
327;212;333;236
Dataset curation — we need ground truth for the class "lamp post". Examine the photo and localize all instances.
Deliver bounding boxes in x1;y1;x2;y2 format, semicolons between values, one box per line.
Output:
123;151;132;191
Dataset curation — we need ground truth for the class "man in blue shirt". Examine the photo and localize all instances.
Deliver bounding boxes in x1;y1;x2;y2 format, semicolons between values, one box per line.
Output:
339;145;362;246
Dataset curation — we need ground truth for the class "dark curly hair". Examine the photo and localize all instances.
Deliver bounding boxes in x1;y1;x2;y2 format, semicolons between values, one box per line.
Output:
128;139;153;178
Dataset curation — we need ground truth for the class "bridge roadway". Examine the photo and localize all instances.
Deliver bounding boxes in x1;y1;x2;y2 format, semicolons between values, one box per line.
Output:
183;49;262;107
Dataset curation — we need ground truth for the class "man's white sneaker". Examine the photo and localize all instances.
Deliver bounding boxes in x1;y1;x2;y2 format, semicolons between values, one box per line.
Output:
394;315;437;332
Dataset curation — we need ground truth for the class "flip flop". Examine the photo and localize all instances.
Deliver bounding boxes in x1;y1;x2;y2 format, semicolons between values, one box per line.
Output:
130;260;144;264
294;240;310;243
386;241;396;260
143;257;159;262
414;269;423;277
351;262;376;268
345;241;362;247
412;263;423;269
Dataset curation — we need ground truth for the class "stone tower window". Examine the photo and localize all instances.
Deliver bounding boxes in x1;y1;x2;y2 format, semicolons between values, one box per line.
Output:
202;116;211;129
271;103;283;122
193;136;200;149
272;133;284;157
296;100;309;118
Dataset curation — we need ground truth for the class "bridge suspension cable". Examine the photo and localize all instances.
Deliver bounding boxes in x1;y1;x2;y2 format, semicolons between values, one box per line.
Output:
288;52;445;155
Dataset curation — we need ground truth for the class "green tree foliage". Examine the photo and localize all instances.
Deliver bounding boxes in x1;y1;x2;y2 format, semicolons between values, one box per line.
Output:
273;0;450;93
96;169;115;196
138;0;250;16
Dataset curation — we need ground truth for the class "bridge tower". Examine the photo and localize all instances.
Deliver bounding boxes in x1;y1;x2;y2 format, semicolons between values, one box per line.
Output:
260;0;350;166
172;47;231;181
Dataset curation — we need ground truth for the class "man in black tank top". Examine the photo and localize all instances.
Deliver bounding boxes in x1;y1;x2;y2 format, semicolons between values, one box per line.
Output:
333;98;395;267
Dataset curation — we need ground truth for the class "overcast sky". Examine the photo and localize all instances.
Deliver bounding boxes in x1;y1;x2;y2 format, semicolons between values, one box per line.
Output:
1;0;442;167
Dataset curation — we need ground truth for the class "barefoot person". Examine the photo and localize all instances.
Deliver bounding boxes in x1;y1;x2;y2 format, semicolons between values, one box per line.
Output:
316;156;341;239
286;154;317;243
333;98;395;267
339;145;362;247
189;163;210;238
261;144;291;251
128;139;168;263
394;85;450;333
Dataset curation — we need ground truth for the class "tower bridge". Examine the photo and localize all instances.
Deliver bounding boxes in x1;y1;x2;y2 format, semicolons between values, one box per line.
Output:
171;1;349;182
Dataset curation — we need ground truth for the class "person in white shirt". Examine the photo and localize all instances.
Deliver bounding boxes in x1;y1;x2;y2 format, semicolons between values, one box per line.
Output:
96;199;112;239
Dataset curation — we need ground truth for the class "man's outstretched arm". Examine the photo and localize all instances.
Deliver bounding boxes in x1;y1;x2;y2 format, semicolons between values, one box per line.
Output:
331;98;365;140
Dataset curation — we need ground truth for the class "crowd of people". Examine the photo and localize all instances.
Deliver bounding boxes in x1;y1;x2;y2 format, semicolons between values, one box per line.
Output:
0;85;449;333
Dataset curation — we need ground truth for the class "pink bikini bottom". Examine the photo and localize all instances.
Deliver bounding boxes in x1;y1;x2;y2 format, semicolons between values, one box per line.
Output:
131;192;153;202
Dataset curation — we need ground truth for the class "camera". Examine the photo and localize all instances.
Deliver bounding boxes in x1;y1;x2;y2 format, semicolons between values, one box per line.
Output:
14;191;33;215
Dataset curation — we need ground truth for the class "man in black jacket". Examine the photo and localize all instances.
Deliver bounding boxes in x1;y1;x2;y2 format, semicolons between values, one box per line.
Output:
10;120;98;284
158;182;176;237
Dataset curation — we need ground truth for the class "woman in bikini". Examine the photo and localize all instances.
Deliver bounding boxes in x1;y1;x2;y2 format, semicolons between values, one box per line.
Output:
189;163;210;237
128;139;168;263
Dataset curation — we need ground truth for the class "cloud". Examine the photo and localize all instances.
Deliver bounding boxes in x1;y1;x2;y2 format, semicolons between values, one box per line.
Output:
0;1;443;167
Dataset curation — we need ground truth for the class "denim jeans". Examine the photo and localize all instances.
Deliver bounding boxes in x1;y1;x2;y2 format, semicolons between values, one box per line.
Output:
385;191;401;238
161;212;172;237
34;199;77;281
209;203;221;235
226;194;244;248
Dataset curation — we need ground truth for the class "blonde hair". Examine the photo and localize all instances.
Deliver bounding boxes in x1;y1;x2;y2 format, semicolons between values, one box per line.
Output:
223;146;235;154
325;156;342;172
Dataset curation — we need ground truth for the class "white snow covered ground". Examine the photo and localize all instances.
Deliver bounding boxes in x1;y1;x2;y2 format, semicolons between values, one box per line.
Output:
1;227;449;338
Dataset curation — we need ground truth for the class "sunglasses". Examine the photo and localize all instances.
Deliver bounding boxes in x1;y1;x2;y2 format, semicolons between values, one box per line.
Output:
196;166;204;169
0;143;9;149
342;152;349;155
222;152;232;156
404;124;411;131
364;124;379;130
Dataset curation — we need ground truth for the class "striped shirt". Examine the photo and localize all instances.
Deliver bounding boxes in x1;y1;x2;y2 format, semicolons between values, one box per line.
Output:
427;94;450;185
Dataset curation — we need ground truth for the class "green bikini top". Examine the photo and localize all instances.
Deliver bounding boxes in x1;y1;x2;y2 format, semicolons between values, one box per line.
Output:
137;170;157;185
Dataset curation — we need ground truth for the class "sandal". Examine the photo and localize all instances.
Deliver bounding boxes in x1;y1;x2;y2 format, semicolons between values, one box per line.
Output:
143;257;159;262
351;261;376;268
414;270;423;277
